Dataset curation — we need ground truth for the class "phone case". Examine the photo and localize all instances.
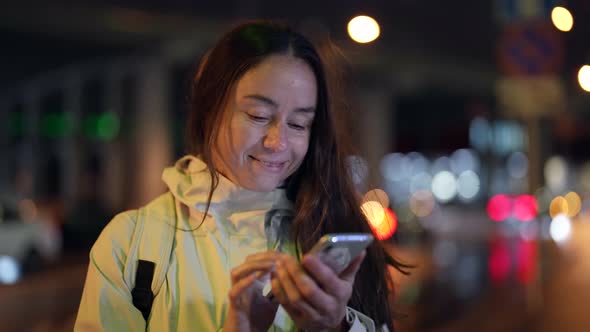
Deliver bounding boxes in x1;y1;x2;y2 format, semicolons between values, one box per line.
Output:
307;233;374;274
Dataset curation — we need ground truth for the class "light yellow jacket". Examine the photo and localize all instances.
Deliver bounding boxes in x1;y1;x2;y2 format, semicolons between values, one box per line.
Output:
75;156;381;331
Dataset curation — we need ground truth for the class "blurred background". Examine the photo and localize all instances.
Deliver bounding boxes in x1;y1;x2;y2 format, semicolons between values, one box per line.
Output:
1;0;590;331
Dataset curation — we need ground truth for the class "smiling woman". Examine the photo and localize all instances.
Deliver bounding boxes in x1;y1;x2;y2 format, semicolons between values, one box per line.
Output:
75;20;410;332
213;54;317;192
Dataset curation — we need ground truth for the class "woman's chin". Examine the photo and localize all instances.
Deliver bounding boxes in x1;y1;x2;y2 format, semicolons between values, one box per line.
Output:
241;178;282;193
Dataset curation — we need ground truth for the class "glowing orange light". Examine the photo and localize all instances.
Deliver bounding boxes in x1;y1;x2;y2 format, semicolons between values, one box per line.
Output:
372;208;397;240
549;196;568;218
564;192;581;217
361;200;397;240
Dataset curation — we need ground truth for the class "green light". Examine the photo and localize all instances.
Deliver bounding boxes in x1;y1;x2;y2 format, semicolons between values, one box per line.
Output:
97;112;120;141
83;114;98;139
84;112;120;141
41;112;73;138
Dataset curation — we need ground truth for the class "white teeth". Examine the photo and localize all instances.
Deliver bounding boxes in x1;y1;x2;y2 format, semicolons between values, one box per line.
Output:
261;161;282;167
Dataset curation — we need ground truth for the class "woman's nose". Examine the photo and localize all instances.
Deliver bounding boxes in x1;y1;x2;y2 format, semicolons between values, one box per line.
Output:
263;123;288;152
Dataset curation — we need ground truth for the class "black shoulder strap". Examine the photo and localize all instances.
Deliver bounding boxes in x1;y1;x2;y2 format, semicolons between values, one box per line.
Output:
128;193;177;324
131;260;155;321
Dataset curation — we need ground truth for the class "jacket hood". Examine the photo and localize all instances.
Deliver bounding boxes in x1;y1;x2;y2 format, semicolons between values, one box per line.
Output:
162;155;293;216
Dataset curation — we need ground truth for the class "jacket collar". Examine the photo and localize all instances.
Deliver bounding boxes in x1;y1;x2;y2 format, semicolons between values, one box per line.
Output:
162;155;293;218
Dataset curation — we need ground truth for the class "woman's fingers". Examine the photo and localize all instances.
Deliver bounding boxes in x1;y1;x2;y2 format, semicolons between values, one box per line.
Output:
230;251;285;284
228;272;258;307
278;256;333;317
300;254;344;296
245;251;284;263
230;260;274;284
272;256;347;330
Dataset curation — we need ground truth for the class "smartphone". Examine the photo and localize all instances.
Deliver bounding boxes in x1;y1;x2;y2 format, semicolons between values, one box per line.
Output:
262;233;373;298
306;233;374;274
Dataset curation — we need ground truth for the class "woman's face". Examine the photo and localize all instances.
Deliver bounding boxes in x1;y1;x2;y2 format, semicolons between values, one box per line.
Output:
212;54;317;192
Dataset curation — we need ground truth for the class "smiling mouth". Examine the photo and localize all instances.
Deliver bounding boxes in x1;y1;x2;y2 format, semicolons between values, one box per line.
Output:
249;156;288;168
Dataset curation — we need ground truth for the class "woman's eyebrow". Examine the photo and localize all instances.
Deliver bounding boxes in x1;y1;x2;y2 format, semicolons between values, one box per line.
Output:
294;107;315;114
243;94;315;114
243;94;278;108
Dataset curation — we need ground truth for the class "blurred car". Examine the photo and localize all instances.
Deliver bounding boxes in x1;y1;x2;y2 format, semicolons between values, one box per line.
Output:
0;198;61;284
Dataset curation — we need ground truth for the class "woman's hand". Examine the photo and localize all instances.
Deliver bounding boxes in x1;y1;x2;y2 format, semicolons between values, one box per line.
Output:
224;252;282;332
270;250;366;332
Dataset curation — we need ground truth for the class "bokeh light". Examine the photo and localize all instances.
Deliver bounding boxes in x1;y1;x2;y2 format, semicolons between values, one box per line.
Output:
431;156;451;174
41;112;74;138
431;171;457;203
578;65;590;92
347;15;380;43
97;112;120;140
363;189;390;209
487;194;512;222
409;190;435;217
409;172;432;194
0;256;20;285
380;153;409;182
450;149;479;174
361;201;385;227
469;117;492;151
513;195;538;222
380;208;398;240
492;121;525;156
551;6;574;32
457;170;480;201
550;213;572;243
564;192;581;217
516;239;537;284
488;237;511;284
361;201;397;239
549;196;568;218
507;152;528;179
544;156;568;192
84;112;121;141
407;152;429;175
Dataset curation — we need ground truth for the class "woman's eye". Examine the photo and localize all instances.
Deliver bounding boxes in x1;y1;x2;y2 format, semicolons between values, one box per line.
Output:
247;114;269;122
288;123;306;131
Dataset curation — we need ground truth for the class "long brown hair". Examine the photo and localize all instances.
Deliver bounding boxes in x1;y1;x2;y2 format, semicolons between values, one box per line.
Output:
186;20;410;330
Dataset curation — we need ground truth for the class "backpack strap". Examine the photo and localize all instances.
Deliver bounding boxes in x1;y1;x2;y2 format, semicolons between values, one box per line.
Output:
131;260;156;320
130;192;177;323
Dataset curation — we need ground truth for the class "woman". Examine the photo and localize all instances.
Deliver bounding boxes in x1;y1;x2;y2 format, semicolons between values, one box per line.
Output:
75;21;408;331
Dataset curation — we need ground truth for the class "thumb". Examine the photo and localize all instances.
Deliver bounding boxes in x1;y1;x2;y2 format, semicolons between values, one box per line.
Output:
339;250;366;282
